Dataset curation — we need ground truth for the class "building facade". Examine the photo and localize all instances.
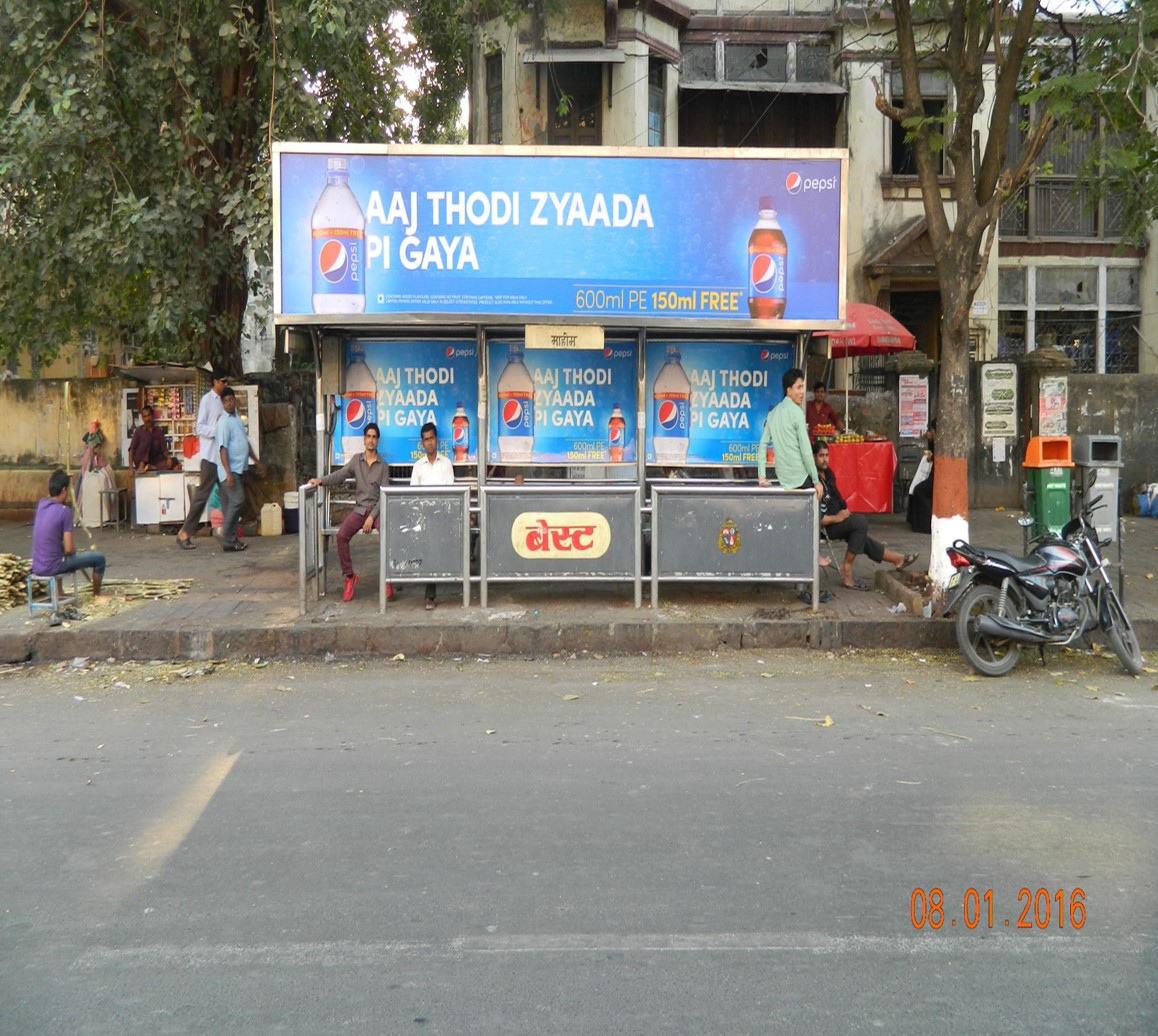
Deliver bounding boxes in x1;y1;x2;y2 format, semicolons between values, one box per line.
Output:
468;0;1156;379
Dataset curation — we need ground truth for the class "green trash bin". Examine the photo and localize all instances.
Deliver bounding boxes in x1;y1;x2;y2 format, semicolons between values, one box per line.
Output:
1023;436;1074;536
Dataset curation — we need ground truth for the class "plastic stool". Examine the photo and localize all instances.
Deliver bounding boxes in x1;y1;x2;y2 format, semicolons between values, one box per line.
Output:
25;571;80;617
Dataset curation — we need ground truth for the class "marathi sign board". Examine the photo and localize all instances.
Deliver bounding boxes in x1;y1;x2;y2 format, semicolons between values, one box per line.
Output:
273;144;847;328
1039;376;1067;437
898;374;929;439
980;363;1018;439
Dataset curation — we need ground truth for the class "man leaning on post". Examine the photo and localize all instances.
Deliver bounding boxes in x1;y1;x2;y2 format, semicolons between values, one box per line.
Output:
308;422;391;603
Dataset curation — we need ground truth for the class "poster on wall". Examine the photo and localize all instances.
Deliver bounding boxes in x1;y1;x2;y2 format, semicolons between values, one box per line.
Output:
980;362;1018;439
334;340;479;465
274;145;846;327
1039;376;1067;436
486;340;638;465
643;341;794;466
898;374;929;438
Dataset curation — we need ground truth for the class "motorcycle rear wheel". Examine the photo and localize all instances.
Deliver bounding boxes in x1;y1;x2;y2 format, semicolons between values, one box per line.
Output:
1104;591;1144;676
955;584;1022;677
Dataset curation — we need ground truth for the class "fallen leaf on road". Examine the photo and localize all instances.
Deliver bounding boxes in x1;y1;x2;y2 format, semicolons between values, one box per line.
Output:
389;653;405;662
962;675;981;682
562;694;580;701
485;729;497;734
1085;685;1100;693
816;715;834;728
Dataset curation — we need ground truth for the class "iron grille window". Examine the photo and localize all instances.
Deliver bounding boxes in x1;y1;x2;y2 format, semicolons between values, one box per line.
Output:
486;54;502;144
648;60;664;147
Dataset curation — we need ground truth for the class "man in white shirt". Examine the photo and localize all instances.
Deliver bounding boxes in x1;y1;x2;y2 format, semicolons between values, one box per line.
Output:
410;421;455;609
177;366;229;549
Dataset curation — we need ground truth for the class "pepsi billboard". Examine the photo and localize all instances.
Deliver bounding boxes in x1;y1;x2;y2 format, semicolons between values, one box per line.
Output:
644;341;794;466
274;145;847;327
487;340;638;465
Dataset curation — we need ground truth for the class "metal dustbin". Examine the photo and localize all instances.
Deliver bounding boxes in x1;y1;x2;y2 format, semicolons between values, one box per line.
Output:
1023;435;1073;537
1073;434;1123;542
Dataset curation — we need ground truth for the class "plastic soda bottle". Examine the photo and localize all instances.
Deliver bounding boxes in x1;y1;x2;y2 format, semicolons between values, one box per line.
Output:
747;196;788;319
451;403;471;463
607;404;626;463
496;343;535;463
765;405;775;467
651;344;691;466
312;157;366;314
337;344;377;464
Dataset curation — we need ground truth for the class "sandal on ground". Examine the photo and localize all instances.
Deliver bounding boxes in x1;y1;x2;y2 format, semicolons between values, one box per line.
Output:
842;579;873;591
898;553;919;571
800;589;834;605
424;598;436;611
177;535;196;550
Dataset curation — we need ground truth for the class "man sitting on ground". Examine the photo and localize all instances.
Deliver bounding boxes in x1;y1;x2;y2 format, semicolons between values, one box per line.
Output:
32;469;107;597
814;440;917;590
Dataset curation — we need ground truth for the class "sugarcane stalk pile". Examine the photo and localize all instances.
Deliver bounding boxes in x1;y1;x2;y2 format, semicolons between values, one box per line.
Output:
0;554;33;609
0;554;192;610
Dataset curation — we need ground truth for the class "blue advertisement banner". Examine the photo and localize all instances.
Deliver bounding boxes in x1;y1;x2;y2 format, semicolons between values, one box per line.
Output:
333;340;479;466
275;145;845;325
487;341;638;465
644;341;794;466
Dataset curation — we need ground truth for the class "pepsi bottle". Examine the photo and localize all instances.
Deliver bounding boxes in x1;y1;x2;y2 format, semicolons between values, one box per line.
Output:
496;343;535;463
312;157;366;314
651;344;691;466
337;345;377;464
747;196;787;319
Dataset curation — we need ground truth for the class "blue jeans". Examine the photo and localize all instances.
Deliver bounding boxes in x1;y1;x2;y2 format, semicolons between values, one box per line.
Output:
56;551;106;578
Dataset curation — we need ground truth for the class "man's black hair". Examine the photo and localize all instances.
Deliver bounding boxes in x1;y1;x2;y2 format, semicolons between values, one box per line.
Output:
220;386;236;400
365;422;380;438
782;367;805;395
420;421;438;439
48;469;70;497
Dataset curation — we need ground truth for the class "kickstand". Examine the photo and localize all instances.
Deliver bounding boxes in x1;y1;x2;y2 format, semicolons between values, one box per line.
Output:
1037;645;1046;666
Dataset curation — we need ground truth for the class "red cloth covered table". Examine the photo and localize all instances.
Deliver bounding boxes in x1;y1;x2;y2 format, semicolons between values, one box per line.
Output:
826;441;897;514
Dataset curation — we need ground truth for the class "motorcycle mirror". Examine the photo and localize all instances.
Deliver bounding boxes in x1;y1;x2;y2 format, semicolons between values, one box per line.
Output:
1017;515;1034;527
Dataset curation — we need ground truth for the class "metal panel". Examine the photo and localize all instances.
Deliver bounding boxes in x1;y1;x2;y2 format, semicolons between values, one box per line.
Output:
481;485;641;607
298;484;323;615
379;486;471;612
650;485;819;607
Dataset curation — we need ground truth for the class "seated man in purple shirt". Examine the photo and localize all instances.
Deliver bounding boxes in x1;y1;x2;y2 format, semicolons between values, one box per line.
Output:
32;470;107;595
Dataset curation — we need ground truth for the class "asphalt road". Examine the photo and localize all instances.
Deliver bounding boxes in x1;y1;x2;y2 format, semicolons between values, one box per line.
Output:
2;648;1156;1035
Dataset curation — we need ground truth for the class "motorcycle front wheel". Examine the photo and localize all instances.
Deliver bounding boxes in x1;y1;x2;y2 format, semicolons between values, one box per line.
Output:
1103;591;1145;676
955;583;1022;677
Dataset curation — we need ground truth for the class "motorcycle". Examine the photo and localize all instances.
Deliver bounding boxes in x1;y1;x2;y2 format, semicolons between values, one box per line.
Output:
942;497;1145;677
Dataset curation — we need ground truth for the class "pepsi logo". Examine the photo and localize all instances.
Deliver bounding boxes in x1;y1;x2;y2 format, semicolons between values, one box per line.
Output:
345;397;371;431
657;400;683;432
750;254;781;296
760;349;771;361
604;348;613;358
785;172;803;195
609;426;624;446
446;345;456;358
318;240;350;283
502;398;527;430
452;425;469;447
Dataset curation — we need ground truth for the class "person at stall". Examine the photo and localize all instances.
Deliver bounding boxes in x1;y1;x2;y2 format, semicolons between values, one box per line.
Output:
805;382;844;435
814;440;918;589
410;422;455;610
907;419;936;534
128;404;180;471
307;422;390;603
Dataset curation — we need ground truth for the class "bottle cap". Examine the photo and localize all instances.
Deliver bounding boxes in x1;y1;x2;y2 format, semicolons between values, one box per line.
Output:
327;157;348;173
759;195;773;210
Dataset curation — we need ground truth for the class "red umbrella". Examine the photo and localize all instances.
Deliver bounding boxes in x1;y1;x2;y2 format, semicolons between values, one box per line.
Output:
813;302;917;358
812;303;917;426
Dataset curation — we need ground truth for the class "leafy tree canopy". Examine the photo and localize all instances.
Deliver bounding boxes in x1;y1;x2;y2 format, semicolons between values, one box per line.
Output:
0;0;480;374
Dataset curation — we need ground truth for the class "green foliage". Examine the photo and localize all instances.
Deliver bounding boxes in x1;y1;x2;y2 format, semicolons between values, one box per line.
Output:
0;0;478;373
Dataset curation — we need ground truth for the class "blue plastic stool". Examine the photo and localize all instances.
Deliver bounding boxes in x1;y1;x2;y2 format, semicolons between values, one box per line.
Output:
25;571;80;617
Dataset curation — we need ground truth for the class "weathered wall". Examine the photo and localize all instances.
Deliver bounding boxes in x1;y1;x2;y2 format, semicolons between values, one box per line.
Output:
1068;374;1158;503
0;378;125;467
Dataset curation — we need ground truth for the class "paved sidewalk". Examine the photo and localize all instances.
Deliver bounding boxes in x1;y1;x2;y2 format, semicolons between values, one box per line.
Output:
3;507;1157;662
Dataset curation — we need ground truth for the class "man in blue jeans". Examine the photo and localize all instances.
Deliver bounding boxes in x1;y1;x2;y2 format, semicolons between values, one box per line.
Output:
32;469;106;595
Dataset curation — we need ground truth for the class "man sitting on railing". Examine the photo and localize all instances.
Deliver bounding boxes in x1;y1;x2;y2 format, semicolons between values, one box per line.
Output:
308;422;390;603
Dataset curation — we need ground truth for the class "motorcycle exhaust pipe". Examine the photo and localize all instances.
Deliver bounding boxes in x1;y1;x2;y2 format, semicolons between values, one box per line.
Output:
976;614;1054;644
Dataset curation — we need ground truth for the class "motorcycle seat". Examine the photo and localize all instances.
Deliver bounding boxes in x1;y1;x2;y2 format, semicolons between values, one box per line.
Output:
983;549;1045;574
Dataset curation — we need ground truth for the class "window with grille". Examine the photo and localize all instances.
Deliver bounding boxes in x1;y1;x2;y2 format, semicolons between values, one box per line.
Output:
486;54;502;145
549;64;601;146
648;60;664;147
679;40;831;86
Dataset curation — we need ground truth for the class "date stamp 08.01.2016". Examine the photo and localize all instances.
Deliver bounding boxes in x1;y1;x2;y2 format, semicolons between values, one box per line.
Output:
910;887;1086;930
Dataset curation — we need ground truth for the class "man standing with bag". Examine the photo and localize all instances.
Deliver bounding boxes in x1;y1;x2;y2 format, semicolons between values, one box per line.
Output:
177;367;229;549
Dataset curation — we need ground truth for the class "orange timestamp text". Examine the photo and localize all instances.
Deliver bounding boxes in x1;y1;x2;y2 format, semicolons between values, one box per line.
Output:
910;887;1086;930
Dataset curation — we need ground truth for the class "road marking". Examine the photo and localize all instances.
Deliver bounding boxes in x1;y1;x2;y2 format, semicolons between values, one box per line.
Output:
72;931;1152;969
